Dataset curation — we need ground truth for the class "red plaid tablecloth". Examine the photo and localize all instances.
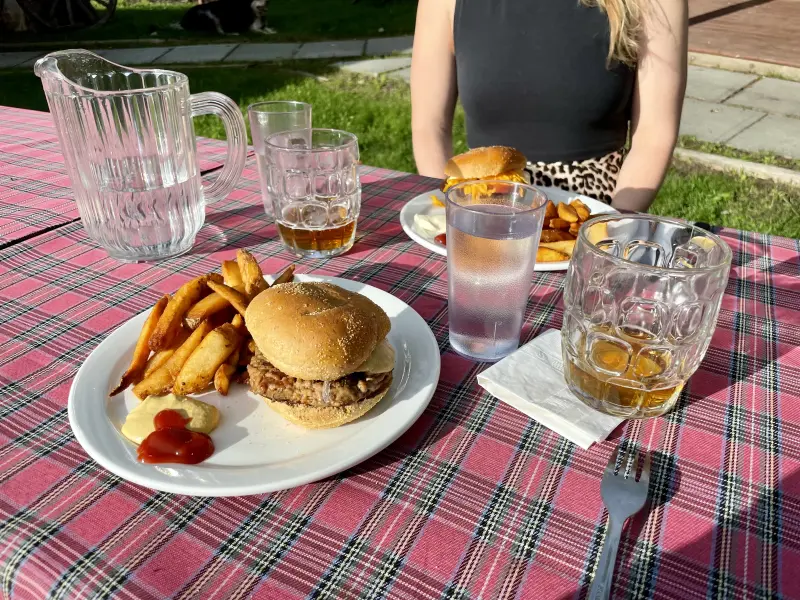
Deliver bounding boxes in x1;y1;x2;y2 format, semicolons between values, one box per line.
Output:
0;106;242;245
2;121;800;600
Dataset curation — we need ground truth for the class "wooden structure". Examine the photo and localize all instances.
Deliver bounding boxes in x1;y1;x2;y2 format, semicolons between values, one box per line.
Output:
689;0;800;68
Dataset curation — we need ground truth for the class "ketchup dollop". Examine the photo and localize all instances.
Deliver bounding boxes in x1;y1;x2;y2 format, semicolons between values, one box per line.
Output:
434;233;446;246
137;409;214;465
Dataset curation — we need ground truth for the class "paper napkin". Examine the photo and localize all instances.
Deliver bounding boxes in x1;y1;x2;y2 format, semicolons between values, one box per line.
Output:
476;329;623;449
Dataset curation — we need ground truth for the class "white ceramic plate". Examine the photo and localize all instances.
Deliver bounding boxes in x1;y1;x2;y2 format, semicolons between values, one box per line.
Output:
68;275;440;497
399;187;619;271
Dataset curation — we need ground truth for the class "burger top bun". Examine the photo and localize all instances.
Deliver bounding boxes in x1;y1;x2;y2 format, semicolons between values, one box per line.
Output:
443;146;527;180
245;282;391;382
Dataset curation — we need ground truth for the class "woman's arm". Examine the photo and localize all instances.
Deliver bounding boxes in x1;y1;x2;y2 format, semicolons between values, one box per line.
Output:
410;0;458;177
612;0;688;212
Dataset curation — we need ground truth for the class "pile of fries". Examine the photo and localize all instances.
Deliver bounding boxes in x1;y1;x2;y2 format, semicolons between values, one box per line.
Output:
536;198;593;263
110;250;295;400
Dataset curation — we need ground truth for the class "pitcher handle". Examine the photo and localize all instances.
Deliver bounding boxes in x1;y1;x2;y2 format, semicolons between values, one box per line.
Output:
190;92;247;204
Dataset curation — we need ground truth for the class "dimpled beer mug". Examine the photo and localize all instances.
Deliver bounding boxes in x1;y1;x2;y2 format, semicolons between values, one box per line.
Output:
35;50;247;261
562;214;732;418
266;129;360;258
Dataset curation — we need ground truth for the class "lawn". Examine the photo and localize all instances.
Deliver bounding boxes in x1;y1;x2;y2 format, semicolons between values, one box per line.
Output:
2;62;798;239
1;0;417;48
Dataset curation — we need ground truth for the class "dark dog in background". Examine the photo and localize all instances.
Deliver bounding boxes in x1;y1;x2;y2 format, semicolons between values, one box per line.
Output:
178;0;274;35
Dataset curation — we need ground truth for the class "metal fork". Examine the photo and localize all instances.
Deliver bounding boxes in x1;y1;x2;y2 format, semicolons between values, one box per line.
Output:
588;447;651;600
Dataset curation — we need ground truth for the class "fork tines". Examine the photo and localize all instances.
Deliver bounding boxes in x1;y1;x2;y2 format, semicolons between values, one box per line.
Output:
607;446;651;483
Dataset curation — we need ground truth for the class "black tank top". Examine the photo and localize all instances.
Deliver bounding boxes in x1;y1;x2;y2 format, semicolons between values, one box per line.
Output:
454;0;635;163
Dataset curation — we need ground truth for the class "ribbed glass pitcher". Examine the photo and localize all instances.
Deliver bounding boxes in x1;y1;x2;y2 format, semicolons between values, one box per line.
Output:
35;50;247;261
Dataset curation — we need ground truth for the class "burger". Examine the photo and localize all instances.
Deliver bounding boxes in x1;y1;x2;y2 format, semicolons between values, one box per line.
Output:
244;282;395;429
441;146;529;195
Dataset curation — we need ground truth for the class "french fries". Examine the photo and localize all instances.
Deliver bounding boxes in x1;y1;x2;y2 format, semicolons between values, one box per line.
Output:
215;314;246;396
571;199;590;221
272;264;296;286
536;197;597;263
207;280;249;317
540;229;575;243
214;337;240;396
132;320;214;399
175;323;242;395
540;240;577;257
222;260;245;291
537;247;570;262
110;295;169;396
149;274;223;352
237;249;269;301
143;327;189;377
185;293;231;329
557;203;579;223
231;313;245;332
214;362;238;396
549;218;571;230
111;254;296;399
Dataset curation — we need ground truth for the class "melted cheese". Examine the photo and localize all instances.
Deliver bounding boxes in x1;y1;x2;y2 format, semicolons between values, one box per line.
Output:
441;171;529;197
121;393;220;445
356;340;395;374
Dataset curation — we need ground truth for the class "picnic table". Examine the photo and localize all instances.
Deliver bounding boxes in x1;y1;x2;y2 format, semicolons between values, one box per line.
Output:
1;105;799;600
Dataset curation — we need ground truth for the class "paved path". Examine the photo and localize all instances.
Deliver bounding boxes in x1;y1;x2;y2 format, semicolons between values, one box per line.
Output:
2;35;798;160
681;66;800;159
0;36;413;69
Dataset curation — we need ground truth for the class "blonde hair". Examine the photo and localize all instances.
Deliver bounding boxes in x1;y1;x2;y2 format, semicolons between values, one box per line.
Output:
581;0;644;66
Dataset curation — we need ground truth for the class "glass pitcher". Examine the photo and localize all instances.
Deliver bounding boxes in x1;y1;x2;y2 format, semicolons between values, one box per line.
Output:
35;49;247;262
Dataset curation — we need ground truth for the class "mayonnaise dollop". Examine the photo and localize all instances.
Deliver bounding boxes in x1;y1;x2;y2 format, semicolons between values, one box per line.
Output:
121;393;220;445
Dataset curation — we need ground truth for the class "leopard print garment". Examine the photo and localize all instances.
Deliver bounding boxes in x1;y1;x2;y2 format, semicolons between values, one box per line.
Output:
524;149;625;205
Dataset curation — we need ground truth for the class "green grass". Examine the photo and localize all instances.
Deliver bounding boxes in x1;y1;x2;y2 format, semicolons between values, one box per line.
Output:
655;162;800;237
2;62;798;239
1;0;417;48
678;136;800;172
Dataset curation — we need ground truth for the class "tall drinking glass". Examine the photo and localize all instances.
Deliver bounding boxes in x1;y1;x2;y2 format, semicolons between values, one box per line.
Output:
561;214;732;418
266;129;360;258
445;181;548;361
248;101;312;218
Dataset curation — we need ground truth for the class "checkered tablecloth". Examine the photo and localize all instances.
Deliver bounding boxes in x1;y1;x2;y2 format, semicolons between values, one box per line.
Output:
2;114;800;600
0;106;243;245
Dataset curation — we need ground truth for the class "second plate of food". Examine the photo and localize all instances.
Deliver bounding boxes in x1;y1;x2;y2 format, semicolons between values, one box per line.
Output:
399;186;619;271
69;274;441;497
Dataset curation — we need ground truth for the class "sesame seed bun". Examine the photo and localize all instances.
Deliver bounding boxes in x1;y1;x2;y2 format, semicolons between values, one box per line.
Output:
244;282;391;382
443;146;527;180
263;385;391;429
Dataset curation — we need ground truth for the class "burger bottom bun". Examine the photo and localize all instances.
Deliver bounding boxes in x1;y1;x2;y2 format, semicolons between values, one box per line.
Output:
263;387;390;429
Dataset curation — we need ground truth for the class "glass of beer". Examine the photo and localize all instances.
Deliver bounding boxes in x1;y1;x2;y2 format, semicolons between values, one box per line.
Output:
561;214;732;418
265;129;360;258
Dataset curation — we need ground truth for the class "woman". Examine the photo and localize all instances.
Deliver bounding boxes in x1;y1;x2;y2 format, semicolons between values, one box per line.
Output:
410;0;687;210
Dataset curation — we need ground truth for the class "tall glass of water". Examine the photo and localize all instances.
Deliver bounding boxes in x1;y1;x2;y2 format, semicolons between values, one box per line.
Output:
248;101;312;218
266;129;360;258
445;181;548;361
